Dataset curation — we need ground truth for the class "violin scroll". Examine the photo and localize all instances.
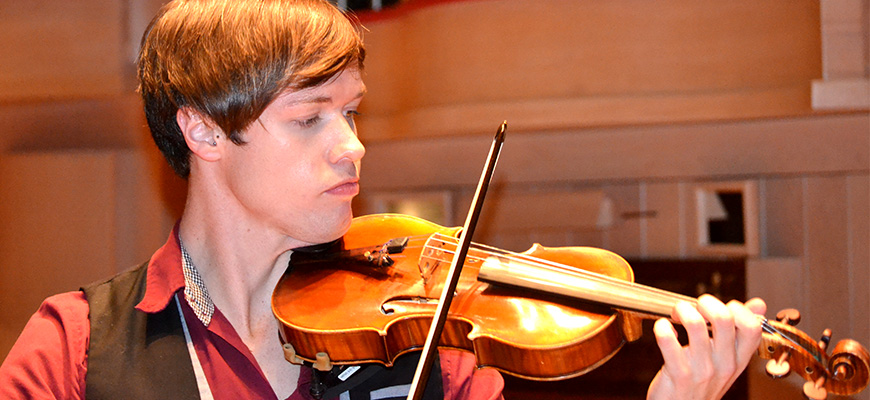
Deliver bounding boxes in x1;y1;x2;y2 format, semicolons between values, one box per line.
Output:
759;309;869;398
825;339;870;396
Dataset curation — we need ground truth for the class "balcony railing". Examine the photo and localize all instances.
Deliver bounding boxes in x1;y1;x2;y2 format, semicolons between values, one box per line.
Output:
330;0;403;12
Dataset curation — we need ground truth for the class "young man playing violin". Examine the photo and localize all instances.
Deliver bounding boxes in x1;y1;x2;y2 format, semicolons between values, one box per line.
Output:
0;0;766;399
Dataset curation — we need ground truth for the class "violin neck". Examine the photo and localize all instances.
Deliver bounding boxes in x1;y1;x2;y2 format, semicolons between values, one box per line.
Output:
476;255;696;320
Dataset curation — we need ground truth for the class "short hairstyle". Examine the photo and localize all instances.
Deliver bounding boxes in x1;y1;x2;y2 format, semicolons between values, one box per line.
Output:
137;0;366;178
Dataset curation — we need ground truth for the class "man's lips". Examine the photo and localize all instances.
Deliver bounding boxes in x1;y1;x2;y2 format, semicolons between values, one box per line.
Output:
325;179;359;196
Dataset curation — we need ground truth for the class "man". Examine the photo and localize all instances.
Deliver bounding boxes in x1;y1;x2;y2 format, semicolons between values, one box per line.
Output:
0;0;765;399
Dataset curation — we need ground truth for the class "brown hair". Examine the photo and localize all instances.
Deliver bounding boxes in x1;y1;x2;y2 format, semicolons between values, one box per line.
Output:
137;0;365;178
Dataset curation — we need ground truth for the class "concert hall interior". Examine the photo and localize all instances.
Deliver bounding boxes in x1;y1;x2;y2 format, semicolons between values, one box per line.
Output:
0;1;867;399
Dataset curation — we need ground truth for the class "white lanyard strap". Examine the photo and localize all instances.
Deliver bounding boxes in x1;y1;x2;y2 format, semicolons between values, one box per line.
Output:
176;293;215;400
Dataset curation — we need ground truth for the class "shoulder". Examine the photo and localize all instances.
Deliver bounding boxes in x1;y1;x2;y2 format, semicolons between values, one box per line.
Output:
0;291;89;400
439;349;504;400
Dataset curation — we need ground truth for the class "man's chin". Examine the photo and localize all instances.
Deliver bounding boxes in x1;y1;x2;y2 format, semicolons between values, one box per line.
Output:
310;210;355;245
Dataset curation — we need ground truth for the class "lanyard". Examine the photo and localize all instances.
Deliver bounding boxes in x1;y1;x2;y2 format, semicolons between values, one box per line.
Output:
176;293;216;400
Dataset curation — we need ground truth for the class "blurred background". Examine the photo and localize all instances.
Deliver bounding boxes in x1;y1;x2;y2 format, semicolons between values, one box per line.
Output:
0;0;867;398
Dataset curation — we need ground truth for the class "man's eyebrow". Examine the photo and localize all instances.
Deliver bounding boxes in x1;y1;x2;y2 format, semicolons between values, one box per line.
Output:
295;96;331;105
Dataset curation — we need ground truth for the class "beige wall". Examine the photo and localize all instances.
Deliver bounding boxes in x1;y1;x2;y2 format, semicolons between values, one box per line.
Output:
358;0;824;138
0;0;868;398
0;0;180;361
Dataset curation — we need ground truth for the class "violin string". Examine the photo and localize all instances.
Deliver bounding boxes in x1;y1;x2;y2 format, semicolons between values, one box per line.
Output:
759;318;796;347
441;237;693;305
436;248;813;358
420;233;697;306
760;318;823;363
403;236;792;331
388;234;816;359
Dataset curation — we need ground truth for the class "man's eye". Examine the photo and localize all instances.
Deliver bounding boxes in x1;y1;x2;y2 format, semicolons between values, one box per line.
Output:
296;115;321;128
344;110;361;130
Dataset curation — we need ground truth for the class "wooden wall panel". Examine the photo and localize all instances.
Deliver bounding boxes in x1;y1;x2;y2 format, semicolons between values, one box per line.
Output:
819;0;869;79
472;188;609;251
813;0;869;111
0;0;127;100
111;149;182;271
359;0;822;138
644;182;684;258
0;95;145;153
847;175;869;356
479;189;606;231
601;184;642;257
0;149;177;361
358;84;814;139
360;114;869;190
761;178;806;257
0;152;118;360
364;0;821;106
804;176;853;341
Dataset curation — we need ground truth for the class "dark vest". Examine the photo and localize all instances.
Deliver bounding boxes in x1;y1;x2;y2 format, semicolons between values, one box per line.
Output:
82;262;200;400
82;262;444;400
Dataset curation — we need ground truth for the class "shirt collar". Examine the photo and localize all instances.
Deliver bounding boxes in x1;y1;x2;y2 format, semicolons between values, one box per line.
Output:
179;239;215;325
135;223;216;327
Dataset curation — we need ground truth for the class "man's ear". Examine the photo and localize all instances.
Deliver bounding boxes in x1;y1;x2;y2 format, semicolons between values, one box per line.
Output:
176;107;223;162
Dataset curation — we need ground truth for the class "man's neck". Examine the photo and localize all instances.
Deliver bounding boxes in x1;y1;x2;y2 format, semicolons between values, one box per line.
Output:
178;189;303;399
176;187;302;340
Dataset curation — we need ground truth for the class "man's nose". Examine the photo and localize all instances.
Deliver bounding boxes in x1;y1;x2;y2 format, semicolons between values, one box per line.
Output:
329;118;366;164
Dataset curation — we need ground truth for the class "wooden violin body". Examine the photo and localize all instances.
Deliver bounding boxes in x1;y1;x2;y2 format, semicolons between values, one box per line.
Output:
273;214;638;379
272;213;870;396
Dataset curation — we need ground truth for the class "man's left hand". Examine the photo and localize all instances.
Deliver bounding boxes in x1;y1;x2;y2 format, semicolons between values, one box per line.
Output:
647;294;767;400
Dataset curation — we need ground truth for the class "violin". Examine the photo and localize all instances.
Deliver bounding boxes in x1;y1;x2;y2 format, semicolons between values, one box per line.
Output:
272;213;870;399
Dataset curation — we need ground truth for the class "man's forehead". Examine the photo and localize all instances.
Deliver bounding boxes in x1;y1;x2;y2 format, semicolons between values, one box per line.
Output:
275;71;366;106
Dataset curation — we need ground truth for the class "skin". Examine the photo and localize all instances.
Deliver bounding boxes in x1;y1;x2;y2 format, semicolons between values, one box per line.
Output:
176;68;366;398
648;295;767;400
175;66;766;399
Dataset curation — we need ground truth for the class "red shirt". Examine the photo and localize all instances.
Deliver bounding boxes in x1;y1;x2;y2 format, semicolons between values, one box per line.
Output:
0;228;504;399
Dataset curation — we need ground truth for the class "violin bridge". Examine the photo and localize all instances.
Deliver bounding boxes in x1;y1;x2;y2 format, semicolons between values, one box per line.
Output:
419;235;448;285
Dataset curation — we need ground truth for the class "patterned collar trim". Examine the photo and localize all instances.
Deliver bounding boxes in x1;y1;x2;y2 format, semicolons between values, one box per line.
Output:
179;240;215;326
